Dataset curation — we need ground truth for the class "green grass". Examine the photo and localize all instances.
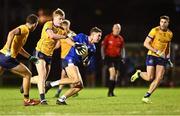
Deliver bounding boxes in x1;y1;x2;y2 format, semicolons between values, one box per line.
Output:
0;87;180;115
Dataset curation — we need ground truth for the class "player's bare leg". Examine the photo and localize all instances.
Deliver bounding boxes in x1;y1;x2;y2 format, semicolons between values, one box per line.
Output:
10;63;39;106
62;85;82;99
57;65;81;85
56;65;82;105
131;66;155;82
140;66;155;81
142;65;165;103
54;70;66;97
35;59;48;104
62;75;83;99
20;76;39;94
148;65;165;93
31;76;39;84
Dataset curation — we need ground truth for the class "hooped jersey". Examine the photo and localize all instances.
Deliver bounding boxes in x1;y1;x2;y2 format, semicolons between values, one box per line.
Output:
36;21;66;56
147;26;173;57
0;25;29;58
61;33;96;64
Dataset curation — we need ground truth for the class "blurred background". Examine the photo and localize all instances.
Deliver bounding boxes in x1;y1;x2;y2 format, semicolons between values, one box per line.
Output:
0;0;180;87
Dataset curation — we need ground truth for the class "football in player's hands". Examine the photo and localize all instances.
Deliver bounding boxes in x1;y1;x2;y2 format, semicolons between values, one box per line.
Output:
67;31;75;38
75;43;88;56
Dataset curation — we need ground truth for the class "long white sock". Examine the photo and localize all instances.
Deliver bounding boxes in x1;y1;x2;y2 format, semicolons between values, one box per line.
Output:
50;80;60;87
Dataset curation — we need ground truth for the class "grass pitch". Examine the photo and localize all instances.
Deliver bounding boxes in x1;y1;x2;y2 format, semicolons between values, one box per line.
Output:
0;87;180;115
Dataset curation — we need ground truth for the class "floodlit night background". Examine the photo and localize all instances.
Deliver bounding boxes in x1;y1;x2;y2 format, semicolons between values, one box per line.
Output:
0;0;180;87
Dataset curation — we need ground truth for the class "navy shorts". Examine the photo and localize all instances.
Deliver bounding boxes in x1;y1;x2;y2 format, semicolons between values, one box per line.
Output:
146;55;168;67
33;50;52;65
0;52;20;69
61;58;80;69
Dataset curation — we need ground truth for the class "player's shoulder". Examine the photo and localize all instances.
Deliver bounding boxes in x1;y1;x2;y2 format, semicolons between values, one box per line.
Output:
76;33;87;38
167;29;173;34
118;35;124;42
45;21;52;24
44;21;53;27
18;24;28;29
18;24;29;34
151;26;160;31
105;33;112;38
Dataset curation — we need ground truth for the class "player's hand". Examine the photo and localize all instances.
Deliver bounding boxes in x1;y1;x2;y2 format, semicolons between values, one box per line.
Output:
74;43;88;56
5;49;11;57
155;50;165;58
67;32;75;38
167;59;173;68
28;56;39;64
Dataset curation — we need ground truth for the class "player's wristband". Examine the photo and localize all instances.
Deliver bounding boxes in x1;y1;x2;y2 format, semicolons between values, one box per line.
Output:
28;56;39;64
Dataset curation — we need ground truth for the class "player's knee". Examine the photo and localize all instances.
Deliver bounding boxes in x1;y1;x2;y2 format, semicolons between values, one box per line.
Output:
74;83;84;89
148;75;154;81
72;79;80;84
23;71;32;78
155;76;163;82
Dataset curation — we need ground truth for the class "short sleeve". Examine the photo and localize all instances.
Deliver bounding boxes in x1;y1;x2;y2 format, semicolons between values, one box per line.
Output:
44;22;52;31
18;25;28;35
147;28;156;39
120;35;125;46
170;32;173;40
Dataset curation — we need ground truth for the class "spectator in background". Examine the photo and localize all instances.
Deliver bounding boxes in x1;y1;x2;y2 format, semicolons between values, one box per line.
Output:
101;23;125;97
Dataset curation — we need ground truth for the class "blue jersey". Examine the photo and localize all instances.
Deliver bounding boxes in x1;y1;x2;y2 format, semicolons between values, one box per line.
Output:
63;33;96;65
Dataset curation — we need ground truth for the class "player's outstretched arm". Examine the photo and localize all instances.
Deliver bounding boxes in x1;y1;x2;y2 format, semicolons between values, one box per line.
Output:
19;48;38;64
19;47;31;59
46;29;66;40
144;37;157;53
5;27;21;56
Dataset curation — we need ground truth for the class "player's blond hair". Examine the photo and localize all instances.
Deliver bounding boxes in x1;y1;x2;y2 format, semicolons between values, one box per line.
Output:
53;8;65;17
61;19;71;26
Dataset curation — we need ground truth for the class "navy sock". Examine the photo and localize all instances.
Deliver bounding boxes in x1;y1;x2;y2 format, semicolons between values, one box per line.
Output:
138;72;141;78
144;92;151;98
24;94;29;99
40;93;45;101
56;89;62;95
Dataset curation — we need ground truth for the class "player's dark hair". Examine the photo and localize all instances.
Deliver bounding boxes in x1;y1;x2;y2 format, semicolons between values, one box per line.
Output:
53;8;65;17
160;15;170;22
90;27;102;34
26;14;38;24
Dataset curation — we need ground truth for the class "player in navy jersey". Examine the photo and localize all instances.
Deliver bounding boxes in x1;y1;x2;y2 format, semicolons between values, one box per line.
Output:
45;27;102;105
